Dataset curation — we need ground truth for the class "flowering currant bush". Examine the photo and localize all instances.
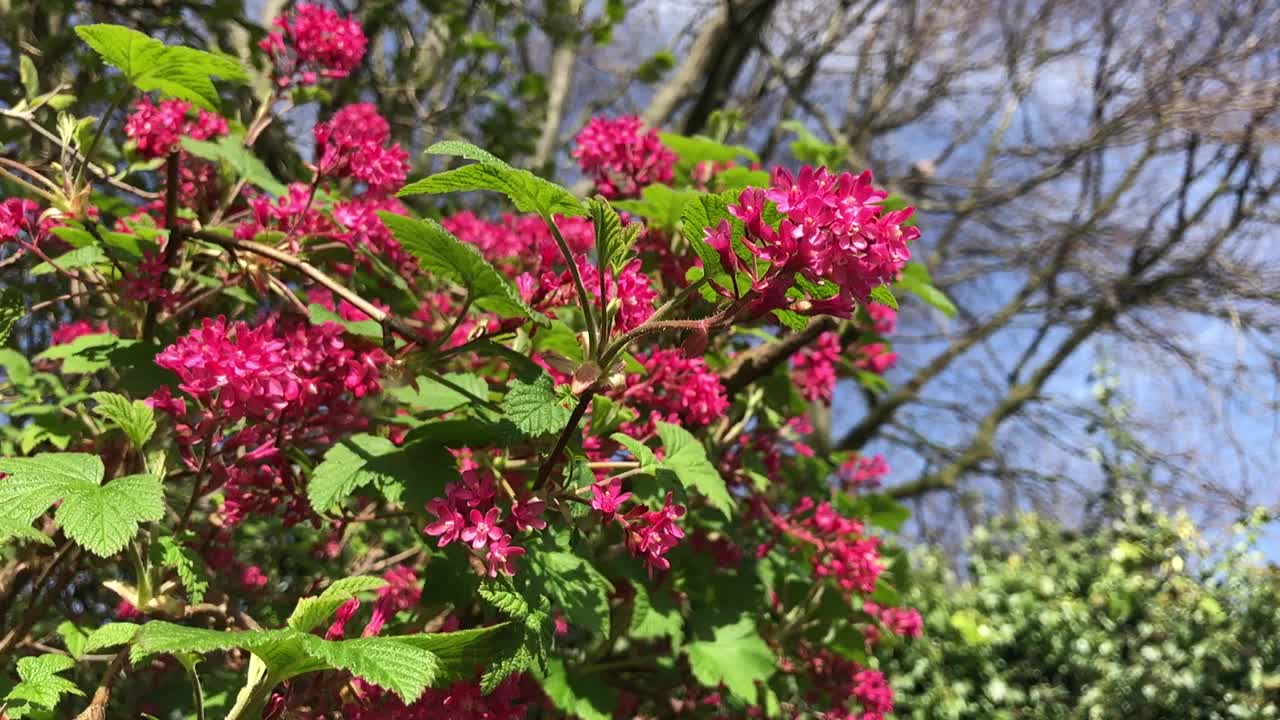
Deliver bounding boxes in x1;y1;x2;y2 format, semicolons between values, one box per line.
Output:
0;11;952;720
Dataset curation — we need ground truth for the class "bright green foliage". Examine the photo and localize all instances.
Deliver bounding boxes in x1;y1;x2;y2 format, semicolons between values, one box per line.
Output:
540;657;616;720
180;135;288;196
308;434;457;513
73;24;245;109
894;262;957;317
89;391;156;448
659;132;758;175
380;212;550;324
0;287;22;345
654;422;734;517
156;534;209;604
869;284;899;311
611;184;697;231
390;373;489;412
288;576;388;632
629;581;683;647
82;622;141;653
398;140;586;218
501;374;571;437
3;654;84;716
684;616;776;703
0;453;164;557
589;196;638;276
881;498;1280;719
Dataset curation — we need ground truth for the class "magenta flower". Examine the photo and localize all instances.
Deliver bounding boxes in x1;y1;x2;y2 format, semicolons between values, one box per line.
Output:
461;507;503;549
259;3;367;87
485;534;525;578
511;496;547;532
124;97;228;159
573;116;676;199
313;103;410;192
423;498;464;547
590;478;632;516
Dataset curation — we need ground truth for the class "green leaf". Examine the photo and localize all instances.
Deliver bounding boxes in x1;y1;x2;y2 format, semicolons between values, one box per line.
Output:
589;196;632;275
181;135;288;196
501;374;571;437
56;621;90;658
309;435;457;513
19;55;39;100
307;303;383;341
869;284;899;311
894;261;956;317
288;576;388;633
296;634;439;703
539;657;616;720
90;391;156;448
55;473;165;557
684;616;775;702
629;582;683;647
399;140;585;218
74;24;246;110
5;654;84;710
525;550;613;639
30;245;107;276
157;535;209;604
479;584;532;619
390;373;489;412
0;453;104;524
612;184;697;231
0;287;23;345
659;132;759;173
395;624;510;683
380;213;549;325
655;422;734;517
83;622;141;653
611;432;657;470
130;621;282;664
0;518;53;546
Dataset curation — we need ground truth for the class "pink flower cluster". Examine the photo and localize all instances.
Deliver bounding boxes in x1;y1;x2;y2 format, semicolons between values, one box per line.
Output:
854;342;897;375
839;454;889;490
314;104;410;192
759;497;884;596
345;675;537;720
150;316;387;524
618;349;729;428
124;98;228;159
706;166;918;318
792;330;842;403
522;256;657;335
0;198;51;245
423;468;544;577
325;567;422;639
864;601;923;640
50;320;110;346
260;3;367;86
444;211;594;274
573;116;676;199
793;645;896;720
621;492;686;576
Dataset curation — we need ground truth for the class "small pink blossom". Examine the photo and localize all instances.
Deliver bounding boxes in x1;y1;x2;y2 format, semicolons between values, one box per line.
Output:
461;507;503;549
590;478;632;516
485;534;525;577
573;116;675;199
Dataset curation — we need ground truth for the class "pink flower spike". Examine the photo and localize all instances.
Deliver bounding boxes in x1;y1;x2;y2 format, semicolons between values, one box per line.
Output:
590;478;632;516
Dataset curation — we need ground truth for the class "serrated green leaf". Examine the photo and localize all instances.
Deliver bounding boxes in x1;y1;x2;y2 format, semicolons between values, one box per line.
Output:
525;550;613;640
395;624;509;684
659;132;759;172
130;622;284;664
296;634;439;703
55;473;165;557
400;141;585;218
479;584;531;619
655;422;734;517
390;373;489;412
307;303;383;341
83;622;141;653
380;213;549;325
288;576;388;633
90;391;156;448
157;535;209;604
5;654;84;710
894;261;956;317
309;435;457;514
629;582;683;647
501;374;571;437
611;432;657;470
612;184;696;231
74;24;245;110
30;245;107;276
56;621;90;658
180;134;288;196
684;616;775;702
539;657;616;720
0;453;103;524
589;196;628;276
869;284;899;311
0;287;23;345
0;518;53;546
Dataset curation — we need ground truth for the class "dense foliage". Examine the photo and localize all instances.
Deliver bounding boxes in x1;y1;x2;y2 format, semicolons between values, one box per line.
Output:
882;497;1280;719
0;9;954;719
